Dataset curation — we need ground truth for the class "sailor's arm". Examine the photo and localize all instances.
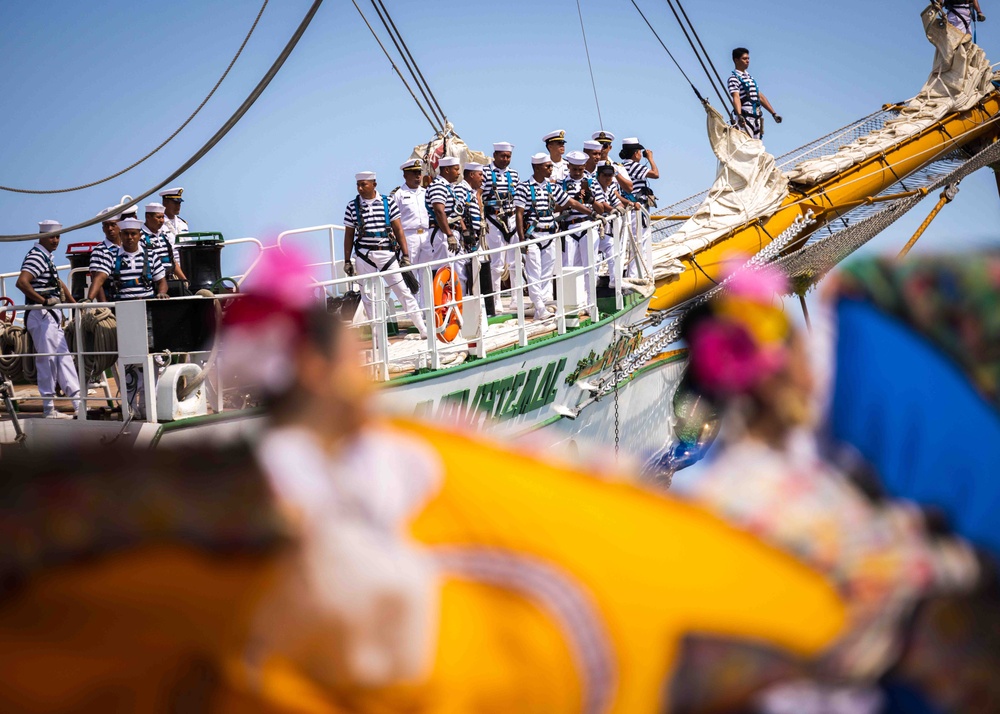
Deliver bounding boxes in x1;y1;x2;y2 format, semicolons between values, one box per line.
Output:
15;270;48;305
170;256;188;282
432;202;450;232
58;279;76;304
154;276;169;299
515;207;527;242
390;218;409;260
643;150;660;180
759;93;781;122
615;169;633;194
730;90;743;119
563;198;594;216
87;272;109;302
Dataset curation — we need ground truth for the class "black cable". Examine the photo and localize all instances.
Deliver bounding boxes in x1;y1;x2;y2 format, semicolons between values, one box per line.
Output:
576;0;604;129
0;0;325;242
368;0;445;130
673;0;732;110
373;0;449;127
627;0;706;103
351;0;440;132
663;0;730;111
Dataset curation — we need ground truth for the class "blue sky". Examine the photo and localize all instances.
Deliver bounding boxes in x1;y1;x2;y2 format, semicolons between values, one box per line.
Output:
0;0;997;279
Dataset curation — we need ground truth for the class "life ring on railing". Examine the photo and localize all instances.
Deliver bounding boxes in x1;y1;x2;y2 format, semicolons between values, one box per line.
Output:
432;266;463;343
0;297;14;324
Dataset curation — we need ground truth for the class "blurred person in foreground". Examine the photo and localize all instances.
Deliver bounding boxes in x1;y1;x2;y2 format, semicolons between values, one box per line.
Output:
668;263;987;714
0;251;877;713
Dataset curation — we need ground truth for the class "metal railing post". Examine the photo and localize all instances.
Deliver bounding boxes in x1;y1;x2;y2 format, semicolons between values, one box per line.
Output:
585;223;599;320
74;308;86;421
372;277;390;382
423;263;439;370
554;248;566;335
614;216;624;311
513;245;527;347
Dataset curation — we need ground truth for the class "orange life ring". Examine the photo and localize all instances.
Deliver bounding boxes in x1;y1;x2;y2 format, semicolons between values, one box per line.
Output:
432;266;463;343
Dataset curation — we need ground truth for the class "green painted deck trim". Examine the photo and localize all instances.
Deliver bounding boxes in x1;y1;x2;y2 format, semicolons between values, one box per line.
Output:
387;293;647;387
149;407;264;447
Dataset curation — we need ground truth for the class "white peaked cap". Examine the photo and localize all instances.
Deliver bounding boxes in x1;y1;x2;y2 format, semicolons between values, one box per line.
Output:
437;156;460;167
565;151;588;166
144;202;166;214
463;162;484;173
592;130;616;143
38;220;62;233
542;129;566;142
159;187;185;201
582;140;602;151
622;137;641;145
117;218;143;230
355;171;376;181
493;142;514;152
399;158;421;171
530;152;552;165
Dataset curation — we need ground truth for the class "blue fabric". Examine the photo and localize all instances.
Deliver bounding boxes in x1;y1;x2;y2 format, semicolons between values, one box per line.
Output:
831;300;1000;556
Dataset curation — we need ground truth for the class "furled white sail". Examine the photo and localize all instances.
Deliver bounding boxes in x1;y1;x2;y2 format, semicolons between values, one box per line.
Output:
650;104;789;280
785;5;995;186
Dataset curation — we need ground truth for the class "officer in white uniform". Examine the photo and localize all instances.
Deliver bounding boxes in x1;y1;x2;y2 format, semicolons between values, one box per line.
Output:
425;156;464;262
543;130;569;182
514;154;593;318
158;187;189;246
342;171;427;339
15;220;81;419
481;142;520;309
392;159;430;303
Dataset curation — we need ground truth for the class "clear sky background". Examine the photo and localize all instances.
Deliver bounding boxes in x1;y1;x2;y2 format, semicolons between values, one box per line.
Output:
0;0;997;279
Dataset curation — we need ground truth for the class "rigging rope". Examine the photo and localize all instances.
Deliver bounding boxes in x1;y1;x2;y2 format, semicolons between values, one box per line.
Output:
0;0;325;242
662;0;729;111
626;0;706;103
669;0;732;115
0;0;270;195
372;0;449;129
576;0;604;129
351;0;441;132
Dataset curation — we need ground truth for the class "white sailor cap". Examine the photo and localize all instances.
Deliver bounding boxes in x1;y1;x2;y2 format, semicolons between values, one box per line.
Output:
492;141;514;153
582;140;603;151
437;156;460;168
592;130;615;144
565;151;588;166
38;220;62;234
355;171;377;181
117;218;143;231
530;152;553;165
97;206;122;221
463;162;484;173
621;137;645;150
144;202;166;214
542;130;566;143
159;186;184;202
399;158;422;171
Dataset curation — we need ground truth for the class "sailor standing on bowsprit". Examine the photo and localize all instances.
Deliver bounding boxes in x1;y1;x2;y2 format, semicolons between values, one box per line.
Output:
481;142;520;304
942;0;986;33
514;153;594;318
343;171;427;339
728;47;782;141
14;221;81;419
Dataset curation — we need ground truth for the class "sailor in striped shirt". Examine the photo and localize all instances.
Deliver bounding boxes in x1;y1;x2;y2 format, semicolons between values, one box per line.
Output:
943;0;986;35
342;171;426;338
455;162;486;295
593;132;634;195
619;138;660;280
88;218;168;302
15;220;81;418
559;152;611;300
728;47;781;140
482;142;520;300
514;154;593;317
425;156;465;263
142;202;188;288
594;161;633;288
89;206;123;302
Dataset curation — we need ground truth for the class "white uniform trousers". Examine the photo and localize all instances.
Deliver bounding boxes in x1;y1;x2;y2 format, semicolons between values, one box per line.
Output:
626;209;653;280
25;309;81;415
524;233;557;316
404;228;430;304
355;248;427;338
562;227;597;303
484;216;519;305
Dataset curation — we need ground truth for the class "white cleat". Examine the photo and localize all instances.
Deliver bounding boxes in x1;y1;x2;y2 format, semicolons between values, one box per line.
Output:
43;410;73;420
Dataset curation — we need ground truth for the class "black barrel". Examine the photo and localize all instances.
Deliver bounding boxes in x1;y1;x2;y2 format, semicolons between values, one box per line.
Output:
176;232;224;293
65;242;101;301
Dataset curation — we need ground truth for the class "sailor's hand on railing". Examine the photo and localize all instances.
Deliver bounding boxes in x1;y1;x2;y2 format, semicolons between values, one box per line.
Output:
399;255;411;267
44;296;60;306
155;292;169;300
447;234;460;252
79;298;93;304
343;260;355;277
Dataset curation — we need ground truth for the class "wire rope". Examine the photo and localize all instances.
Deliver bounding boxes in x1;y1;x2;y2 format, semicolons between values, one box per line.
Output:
0;0;270;195
0;0;325;242
663;0;730;111
671;0;732;110
576;0;604;129
626;0;706;102
351;0;441;132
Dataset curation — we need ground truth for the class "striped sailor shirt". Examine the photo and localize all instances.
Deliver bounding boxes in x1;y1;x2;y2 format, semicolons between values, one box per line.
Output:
91;244;166;300
20;244;61;300
343;193;400;251
455;180;483;236
89;239;119;276
728;70;760;115
481;164;520;205
425;177;465;229
141;226;174;270
600;180;623;209
514;178;570;233
622;159;652;198
559;176;606;223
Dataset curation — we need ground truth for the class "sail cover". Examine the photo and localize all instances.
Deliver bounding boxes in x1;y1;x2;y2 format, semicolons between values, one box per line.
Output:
650;104;788;280
785;5;995;186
